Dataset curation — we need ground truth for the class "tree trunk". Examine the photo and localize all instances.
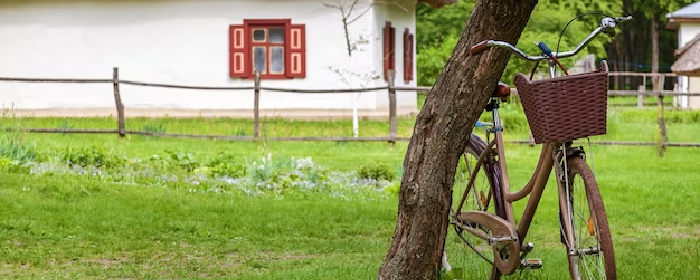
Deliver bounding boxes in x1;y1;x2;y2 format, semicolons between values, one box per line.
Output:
377;1;538;279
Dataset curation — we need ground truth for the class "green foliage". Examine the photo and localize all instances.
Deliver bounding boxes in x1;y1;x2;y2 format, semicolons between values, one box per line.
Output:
415;0;475;54
0;137;36;161
206;152;247;178
358;163;394;181
416;0;473;86
143;122;166;134
502;0;607;83
415;0;627;85
0;156;31;173
60;146;125;169
438;267;464;280
384;181;400;195
164;150;200;172
417;33;460;86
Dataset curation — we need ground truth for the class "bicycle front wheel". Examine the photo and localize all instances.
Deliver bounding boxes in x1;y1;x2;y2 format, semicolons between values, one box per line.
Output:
561;157;616;280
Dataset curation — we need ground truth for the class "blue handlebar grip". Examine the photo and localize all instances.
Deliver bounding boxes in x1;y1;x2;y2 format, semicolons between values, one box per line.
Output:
537;42;553;57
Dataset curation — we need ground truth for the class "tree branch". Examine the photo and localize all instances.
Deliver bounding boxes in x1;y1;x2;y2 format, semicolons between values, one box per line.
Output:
347;5;373;25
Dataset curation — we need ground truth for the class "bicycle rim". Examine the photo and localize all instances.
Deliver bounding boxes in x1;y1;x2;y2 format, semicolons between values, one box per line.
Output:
562;157;616;280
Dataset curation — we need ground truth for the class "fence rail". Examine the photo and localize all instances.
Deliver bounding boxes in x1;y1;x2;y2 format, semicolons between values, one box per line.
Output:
0;68;699;153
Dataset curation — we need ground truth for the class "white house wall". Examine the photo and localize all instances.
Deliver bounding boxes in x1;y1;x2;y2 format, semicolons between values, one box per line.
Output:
678;23;700;109
0;0;415;116
372;0;418;113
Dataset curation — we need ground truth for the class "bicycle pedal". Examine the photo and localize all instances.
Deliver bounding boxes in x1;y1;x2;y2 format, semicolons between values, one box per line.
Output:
520;258;543;269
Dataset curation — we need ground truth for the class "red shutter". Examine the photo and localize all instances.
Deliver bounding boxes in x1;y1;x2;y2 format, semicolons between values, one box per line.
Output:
383;21;395;81
403;28;414;83
286;24;306;78
229;24;249;78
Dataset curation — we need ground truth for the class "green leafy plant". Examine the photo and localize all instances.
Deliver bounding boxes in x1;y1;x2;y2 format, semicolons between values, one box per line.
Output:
0;156;31;173
59;119;74;136
358;163;395;181
206;152;246;178
60;146;125;169
0;137;37;162
165;150;200;172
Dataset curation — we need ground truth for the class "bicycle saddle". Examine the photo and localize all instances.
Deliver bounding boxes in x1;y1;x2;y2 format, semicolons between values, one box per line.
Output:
493;81;511;101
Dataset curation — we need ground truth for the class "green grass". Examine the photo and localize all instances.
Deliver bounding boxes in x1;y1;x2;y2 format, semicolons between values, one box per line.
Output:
1;141;699;279
0;105;699;279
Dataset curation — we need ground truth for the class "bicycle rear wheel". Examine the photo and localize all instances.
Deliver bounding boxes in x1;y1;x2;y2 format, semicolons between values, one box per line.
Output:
561;157;616;280
443;134;505;280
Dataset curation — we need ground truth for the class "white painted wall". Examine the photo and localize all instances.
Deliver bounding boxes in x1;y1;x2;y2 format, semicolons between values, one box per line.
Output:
677;23;700;109
0;0;416;115
371;0;418;111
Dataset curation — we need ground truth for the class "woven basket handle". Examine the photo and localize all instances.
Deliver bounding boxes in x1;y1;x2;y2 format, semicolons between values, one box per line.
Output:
596;60;609;73
513;73;531;89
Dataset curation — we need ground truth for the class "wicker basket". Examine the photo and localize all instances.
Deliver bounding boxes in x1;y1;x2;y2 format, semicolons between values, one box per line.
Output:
513;60;609;144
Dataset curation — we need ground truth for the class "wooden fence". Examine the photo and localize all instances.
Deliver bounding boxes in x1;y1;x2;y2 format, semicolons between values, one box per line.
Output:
0;68;699;153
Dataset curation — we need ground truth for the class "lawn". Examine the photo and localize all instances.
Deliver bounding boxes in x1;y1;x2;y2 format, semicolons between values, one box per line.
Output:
0;105;699;279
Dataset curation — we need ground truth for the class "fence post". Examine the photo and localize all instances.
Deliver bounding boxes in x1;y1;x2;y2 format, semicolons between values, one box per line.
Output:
654;74;667;156
112;67;126;138
673;83;679;109
637;85;644;108
388;70;397;147
254;71;261;138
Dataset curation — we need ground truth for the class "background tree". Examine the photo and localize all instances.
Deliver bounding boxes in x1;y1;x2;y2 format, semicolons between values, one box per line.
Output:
377;0;538;279
416;0;606;86
416;0;696;89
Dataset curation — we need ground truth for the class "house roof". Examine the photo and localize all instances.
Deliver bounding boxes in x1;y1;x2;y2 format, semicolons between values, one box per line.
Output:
666;2;700;29
671;33;700;76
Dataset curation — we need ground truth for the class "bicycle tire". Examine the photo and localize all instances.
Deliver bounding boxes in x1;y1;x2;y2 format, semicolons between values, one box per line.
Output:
443;133;505;280
562;157;616;280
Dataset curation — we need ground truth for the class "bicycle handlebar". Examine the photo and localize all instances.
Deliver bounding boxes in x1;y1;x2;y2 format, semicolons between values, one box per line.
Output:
470;15;633;61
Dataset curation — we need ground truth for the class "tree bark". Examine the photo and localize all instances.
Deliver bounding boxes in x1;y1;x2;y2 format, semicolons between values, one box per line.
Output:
377;1;538;279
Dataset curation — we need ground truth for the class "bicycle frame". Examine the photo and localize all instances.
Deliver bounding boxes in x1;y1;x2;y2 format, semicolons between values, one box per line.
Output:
451;14;631;278
455;59;581;274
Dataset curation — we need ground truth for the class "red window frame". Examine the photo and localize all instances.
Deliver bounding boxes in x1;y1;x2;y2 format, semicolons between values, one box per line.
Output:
403;28;414;84
229;19;306;80
246;19;289;79
383;21;396;81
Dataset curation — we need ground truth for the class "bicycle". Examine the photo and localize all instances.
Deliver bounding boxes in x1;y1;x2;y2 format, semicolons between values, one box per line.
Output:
442;15;633;280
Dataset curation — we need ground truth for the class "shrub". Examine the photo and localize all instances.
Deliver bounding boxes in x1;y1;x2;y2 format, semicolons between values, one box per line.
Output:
358;163;394;181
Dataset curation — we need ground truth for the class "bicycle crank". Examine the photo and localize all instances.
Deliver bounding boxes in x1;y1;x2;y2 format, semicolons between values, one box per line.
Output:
457;211;521;275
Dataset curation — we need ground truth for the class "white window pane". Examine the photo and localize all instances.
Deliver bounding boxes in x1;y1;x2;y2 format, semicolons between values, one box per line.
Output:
252;29;266;42
270;47;284;73
253;47;266;74
269;28;284;43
